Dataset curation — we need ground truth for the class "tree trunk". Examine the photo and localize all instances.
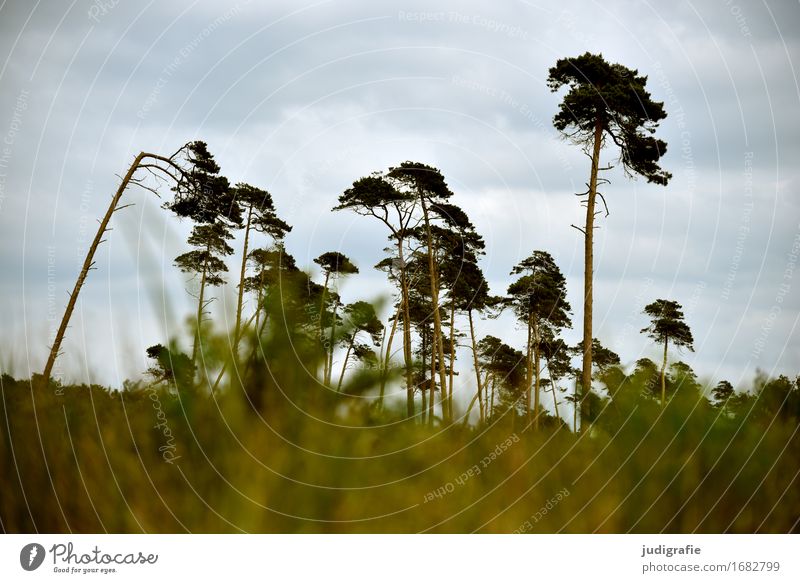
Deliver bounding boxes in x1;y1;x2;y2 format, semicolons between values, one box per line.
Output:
337;332;356;392
420;196;450;423
326;296;339;385
428;327;436;426
532;316;541;431
447;302;456;421
487;371;495;421
234;204;253;353
319;271;331;381
191;247;210;367
467;309;484;424
660;335;669;407
580;119;604;430
379;302;401;408
41;152;146;386
544;355;560;421
397;241;414;419
525;312;534;428
573;378;579;433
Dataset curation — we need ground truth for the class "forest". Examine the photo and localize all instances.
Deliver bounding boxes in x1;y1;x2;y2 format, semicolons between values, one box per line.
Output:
2;53;799;533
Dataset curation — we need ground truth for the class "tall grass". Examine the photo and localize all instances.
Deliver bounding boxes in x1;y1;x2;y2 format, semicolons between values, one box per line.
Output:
1;287;798;533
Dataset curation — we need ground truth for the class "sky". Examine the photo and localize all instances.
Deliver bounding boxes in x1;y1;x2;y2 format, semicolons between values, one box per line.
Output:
0;0;798;404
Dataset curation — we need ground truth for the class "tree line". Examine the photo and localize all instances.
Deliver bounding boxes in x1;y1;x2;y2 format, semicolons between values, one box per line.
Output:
39;53;786;432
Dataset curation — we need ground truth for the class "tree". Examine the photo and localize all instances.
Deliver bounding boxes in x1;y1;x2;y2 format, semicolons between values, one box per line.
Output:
476;336;527;424
231;183;291;354
641;299;694;407
540;331;579;424
447;255;495;424
413;201;487;421
337;301;383;392
506;251;572;430
335;175;419;417
548;53;671;425
712;380;735;413
145;344;194;392
174;223;235;366
387;162;457;423
314;252;359;384
41;142;221;387
244;243;299;332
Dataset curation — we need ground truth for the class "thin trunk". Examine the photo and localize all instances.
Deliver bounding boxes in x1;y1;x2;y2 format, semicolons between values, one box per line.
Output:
661;336;669;407
580;119;604;430
462;389;480;426
379;302;401;408
337;332;356;392
210;308;260;393
489;373;496;420
326;298;340;385
532;316;541;431
191;247;210;367
544;354;560;421
234;204;253;352
254;281;262;331
447;302;456;420
525;312;534;428
397;241;414;419
428;328;436;426
420;196;449;423
421;379;427;423
42;152;145;385
421;328;428;424
319;271;331;381
573;378;579;433
467;309;484;424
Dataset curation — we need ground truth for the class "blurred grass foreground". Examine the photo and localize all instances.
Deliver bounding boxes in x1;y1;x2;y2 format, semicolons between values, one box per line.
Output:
2;277;799;533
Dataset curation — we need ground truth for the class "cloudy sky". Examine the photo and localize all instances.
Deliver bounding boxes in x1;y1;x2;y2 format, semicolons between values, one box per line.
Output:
0;0;798;398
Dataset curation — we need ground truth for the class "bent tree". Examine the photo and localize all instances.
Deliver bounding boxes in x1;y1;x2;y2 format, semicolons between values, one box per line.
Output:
640;299;694;407
547;53;671;427
41;142;214;387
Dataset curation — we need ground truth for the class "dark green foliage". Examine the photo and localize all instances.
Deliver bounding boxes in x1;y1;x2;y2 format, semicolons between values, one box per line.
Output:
165;141;242;226
641;299;695;350
145;344;194;391
174;223;234;287
233;182;291;240
547;52;671;185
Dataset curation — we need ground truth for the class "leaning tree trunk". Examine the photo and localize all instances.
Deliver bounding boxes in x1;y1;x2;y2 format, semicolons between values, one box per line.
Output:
337;332;356;392
378;302;401;408
467;309;484;424
580;119;604;430
660;336;669;407
544;354;560;420
41;152;146;387
420;196;450;423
